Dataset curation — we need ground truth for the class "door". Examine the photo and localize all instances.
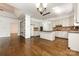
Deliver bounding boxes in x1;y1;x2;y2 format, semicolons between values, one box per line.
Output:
10;21;19;38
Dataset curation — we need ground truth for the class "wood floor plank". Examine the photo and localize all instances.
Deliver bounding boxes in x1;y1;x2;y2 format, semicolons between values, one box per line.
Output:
0;34;79;56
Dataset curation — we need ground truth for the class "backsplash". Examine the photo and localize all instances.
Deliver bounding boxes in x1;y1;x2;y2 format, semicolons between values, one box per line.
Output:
53;26;79;31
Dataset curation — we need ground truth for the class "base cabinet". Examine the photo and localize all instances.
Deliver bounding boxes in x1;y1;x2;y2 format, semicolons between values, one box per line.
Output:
40;32;55;41
68;33;79;51
55;31;68;39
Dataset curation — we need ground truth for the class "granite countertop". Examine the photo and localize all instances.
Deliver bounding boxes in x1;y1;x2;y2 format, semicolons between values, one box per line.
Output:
69;31;79;33
41;31;53;32
41;30;79;33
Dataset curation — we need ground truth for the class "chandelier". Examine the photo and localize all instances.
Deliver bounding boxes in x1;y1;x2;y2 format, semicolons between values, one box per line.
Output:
36;3;47;15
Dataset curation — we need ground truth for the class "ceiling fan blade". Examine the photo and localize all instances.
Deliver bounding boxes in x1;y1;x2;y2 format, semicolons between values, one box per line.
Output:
42;12;50;16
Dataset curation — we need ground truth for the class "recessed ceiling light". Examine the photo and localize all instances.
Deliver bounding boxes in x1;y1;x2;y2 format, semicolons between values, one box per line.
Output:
52;7;62;14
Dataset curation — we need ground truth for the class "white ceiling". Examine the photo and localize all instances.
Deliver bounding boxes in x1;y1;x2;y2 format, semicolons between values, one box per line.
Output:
8;3;73;19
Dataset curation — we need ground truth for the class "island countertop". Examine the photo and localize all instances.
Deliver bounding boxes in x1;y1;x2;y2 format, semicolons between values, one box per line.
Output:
41;31;53;32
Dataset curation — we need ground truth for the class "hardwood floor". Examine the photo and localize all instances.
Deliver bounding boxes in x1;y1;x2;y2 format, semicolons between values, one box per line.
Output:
31;37;79;56
0;35;79;56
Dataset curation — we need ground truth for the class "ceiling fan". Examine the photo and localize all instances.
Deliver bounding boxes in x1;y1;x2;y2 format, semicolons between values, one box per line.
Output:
42;12;50;16
36;3;51;16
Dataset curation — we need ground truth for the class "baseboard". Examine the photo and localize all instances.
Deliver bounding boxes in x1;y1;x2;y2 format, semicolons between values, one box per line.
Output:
0;37;10;40
20;35;30;39
31;35;40;37
0;35;10;38
10;33;17;35
55;37;68;40
68;47;70;49
20;35;25;39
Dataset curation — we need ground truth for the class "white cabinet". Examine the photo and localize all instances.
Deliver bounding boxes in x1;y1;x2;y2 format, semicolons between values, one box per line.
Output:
25;15;30;39
30;25;40;36
52;17;74;27
40;32;55;41
20;20;25;37
55;31;68;39
76;4;79;22
62;19;69;26
33;31;40;36
31;19;40;36
42;21;52;31
68;32;79;51
74;4;79;26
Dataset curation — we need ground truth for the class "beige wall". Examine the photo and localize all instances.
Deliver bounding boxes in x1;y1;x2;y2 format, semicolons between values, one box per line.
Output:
10;20;20;35
11;23;18;33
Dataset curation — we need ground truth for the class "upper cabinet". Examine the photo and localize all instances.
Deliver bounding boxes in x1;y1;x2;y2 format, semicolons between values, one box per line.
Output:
74;3;79;26
62;17;74;26
76;4;79;22
52;17;74;27
42;21;52;31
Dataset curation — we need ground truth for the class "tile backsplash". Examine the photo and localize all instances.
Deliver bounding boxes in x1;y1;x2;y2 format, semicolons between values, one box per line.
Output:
53;26;79;31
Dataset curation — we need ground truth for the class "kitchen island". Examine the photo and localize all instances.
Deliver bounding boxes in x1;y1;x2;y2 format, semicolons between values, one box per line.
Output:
40;31;55;41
